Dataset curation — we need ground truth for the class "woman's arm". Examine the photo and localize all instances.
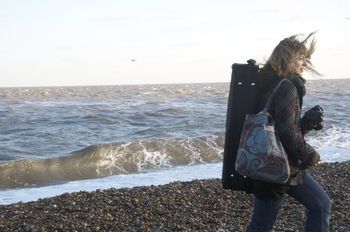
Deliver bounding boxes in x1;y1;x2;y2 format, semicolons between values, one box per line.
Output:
273;80;320;169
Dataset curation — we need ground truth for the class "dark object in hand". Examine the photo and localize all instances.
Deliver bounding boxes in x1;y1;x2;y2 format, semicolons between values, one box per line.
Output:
299;151;321;170
301;105;324;134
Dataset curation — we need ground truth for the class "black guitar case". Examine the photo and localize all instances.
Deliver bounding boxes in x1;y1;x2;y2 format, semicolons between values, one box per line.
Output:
222;59;260;192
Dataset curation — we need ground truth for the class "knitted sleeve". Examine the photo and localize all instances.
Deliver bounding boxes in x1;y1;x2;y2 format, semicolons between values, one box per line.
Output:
272;80;317;162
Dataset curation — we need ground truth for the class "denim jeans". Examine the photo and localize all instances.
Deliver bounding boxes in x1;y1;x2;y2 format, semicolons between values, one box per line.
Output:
246;172;331;232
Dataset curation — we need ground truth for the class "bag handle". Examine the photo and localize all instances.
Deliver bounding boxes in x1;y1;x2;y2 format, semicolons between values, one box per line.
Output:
263;79;288;113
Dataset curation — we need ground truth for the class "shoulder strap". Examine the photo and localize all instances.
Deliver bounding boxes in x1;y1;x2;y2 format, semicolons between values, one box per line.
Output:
263;79;288;113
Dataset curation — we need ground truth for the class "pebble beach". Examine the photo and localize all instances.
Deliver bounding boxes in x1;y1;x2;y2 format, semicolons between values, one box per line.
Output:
0;161;349;232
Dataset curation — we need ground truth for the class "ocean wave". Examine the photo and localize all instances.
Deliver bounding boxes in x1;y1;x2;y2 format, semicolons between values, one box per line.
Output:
0;135;224;189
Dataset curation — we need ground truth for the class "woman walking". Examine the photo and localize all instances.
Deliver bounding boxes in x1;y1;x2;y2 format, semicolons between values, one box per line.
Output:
246;33;331;231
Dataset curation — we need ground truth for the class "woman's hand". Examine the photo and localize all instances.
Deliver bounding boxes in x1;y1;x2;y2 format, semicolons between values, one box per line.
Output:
299;151;321;170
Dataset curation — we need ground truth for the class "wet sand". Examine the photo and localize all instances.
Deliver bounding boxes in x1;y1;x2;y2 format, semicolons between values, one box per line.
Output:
0;161;349;231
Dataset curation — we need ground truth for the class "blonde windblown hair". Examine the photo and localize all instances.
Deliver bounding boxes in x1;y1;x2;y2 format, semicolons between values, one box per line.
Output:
264;32;320;78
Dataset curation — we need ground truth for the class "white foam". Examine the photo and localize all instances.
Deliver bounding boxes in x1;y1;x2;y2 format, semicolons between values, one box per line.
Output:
308;125;350;162
137;143;172;170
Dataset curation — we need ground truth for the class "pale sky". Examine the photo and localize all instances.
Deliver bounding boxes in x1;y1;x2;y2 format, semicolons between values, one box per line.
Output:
0;0;349;87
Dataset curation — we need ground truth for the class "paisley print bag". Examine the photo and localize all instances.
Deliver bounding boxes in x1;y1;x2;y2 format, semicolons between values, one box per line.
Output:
235;80;290;184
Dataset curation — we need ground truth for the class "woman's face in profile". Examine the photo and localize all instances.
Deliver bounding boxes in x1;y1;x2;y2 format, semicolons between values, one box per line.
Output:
294;54;308;75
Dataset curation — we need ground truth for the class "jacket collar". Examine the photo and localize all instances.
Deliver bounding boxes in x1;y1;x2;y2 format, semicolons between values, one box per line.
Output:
259;73;306;109
289;74;306;108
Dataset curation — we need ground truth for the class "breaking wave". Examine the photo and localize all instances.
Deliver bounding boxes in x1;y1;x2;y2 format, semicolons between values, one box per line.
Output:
0;135;224;189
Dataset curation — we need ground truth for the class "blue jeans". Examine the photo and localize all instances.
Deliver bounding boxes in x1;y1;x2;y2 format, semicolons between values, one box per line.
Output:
246;172;331;232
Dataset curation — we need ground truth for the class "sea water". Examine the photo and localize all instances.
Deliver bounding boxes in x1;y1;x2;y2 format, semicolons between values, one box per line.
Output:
0;79;349;204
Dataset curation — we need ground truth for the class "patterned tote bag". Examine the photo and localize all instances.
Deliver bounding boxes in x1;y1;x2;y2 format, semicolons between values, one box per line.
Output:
235;79;290;184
